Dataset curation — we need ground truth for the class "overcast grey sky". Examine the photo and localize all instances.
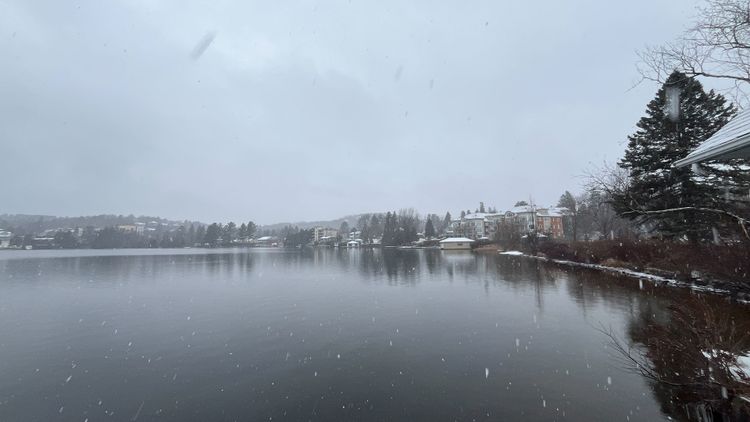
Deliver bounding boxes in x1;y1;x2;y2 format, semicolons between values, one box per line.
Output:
1;0;703;224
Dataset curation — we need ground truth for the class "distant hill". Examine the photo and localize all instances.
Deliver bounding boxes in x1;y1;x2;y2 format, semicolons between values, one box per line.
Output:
260;213;377;232
0;214;204;234
0;212;388;236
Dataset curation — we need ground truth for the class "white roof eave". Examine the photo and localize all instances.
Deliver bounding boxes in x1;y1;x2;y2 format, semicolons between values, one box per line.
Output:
675;110;750;167
674;134;750;167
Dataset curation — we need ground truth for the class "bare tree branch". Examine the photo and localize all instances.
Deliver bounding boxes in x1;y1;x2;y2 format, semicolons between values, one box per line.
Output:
585;162;750;240
639;0;750;104
622;206;750;239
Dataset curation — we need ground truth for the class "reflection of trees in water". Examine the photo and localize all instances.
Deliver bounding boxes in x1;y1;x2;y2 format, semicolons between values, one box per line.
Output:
491;256;558;309
615;297;750;421
493;256;750;421
492;256;548;285
357;249;384;279
381;250;420;284
561;265;653;317
424;250;439;274
350;249;480;284
195;251;257;280
0;251;260;285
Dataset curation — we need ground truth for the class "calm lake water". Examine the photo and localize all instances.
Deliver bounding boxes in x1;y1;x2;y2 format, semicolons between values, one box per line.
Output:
0;248;747;421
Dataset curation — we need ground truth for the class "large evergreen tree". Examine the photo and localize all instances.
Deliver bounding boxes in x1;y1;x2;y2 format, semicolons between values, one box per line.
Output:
223;222;237;244
246;221;257;239
442;212;452;234
381;212;396;246
204;223;221;246
557;191;578;241
195;225;206;246
616;71;747;241
369;214;383;239
339;221;350;239
424;218;435;238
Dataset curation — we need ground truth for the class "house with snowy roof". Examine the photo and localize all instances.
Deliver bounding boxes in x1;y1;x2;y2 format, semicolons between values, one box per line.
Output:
498;205;567;239
535;207;566;239
675;108;750;168
445;212;508;240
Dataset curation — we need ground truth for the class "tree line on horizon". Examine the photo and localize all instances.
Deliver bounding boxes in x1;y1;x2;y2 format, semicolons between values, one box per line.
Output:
6;221;259;250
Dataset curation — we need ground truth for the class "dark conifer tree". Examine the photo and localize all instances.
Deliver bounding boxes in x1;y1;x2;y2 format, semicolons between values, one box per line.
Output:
204;223;221;246
246;221;257;239
195;225;206;246
187;224;196;245
558;191;578;241
424;218;436;238
442;212;452;234
382;212;396;246
616;71;747;241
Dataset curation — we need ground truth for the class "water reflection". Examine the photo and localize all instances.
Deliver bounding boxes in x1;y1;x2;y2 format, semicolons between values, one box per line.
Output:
623;297;750;421
0;248;748;421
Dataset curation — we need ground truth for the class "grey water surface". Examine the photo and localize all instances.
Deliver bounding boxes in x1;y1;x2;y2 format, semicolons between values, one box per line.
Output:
0;248;741;421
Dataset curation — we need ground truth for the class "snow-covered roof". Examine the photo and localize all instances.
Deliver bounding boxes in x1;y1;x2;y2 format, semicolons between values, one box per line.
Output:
463;213;488;220
675;109;750;167
439;237;475;243
537;208;565;217
510;205;534;214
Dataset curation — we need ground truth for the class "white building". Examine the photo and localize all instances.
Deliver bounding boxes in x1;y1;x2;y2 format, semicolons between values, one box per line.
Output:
0;230;12;248
450;212;505;240
439;237;474;250
313;227;338;242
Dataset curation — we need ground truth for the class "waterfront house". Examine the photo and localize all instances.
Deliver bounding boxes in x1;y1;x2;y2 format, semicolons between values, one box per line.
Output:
0;230;12;248
498;205;567;239
462;213;489;239
439;237;474;250
313;227;338;242
255;236;279;247
450;213;503;240
117;224;138;233
535;207;566;239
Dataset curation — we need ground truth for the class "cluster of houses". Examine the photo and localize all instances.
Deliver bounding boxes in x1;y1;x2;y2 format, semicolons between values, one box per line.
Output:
0;219;202;250
446;204;568;241
307;204;569;251
0;228;65;249
0;204;569;251
312;226;377;248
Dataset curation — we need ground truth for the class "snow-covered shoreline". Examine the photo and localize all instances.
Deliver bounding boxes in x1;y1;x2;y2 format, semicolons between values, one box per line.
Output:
499;250;750;304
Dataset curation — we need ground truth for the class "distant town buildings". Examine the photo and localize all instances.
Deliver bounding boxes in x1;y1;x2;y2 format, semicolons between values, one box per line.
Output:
447;204;568;241
255;236;279;247
313;227;338;243
0;230;12;248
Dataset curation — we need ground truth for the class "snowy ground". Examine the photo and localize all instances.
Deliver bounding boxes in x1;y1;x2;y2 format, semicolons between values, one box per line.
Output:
702;350;750;382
